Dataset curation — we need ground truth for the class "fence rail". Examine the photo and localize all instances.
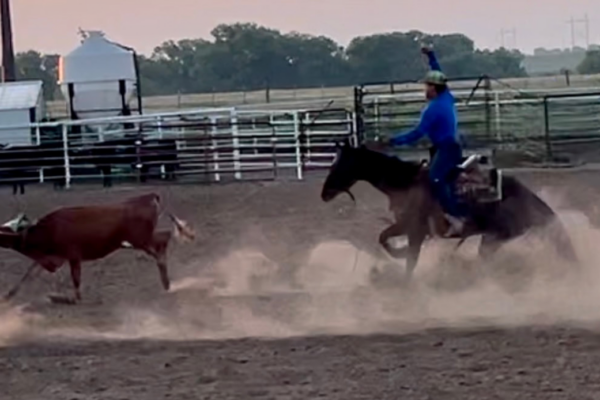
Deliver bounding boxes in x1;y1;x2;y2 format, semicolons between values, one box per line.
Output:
45;72;600;117
0;106;356;192
3;81;600;193
355;81;600;164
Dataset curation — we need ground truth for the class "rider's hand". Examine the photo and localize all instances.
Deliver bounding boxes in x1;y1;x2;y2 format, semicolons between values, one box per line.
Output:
363;137;389;152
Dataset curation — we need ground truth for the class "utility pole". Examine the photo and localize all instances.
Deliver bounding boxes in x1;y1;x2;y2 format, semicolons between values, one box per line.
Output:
500;28;517;49
583;13;590;48
0;0;15;82
567;14;590;49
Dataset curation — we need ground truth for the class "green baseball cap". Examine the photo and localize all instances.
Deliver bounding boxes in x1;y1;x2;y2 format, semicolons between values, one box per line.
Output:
421;70;447;85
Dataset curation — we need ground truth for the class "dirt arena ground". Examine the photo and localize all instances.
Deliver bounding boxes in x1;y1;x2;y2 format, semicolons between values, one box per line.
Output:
2;169;600;399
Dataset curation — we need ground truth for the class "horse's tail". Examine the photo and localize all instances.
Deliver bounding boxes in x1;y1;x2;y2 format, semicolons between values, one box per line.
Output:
546;216;578;264
498;176;578;265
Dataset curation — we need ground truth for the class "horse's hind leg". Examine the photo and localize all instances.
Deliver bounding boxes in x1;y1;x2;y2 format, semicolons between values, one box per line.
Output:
378;223;408;259
478;234;504;262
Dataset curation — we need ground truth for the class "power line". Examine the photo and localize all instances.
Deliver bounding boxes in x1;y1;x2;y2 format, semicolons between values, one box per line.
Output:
500;28;517;49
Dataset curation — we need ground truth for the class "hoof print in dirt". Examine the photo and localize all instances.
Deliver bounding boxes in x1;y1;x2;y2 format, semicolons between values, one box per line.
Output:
47;294;77;305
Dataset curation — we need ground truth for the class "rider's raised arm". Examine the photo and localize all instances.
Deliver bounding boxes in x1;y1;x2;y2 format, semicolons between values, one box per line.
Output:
389;105;437;146
426;51;442;72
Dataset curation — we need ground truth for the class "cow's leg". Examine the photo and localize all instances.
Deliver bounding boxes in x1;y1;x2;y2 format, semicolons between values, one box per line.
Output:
20;182;24;195
137;231;172;291
378;223;408;259
3;262;39;300
69;260;82;302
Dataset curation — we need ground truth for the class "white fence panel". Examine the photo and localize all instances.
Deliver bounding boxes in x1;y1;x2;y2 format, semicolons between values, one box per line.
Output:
0;106;355;192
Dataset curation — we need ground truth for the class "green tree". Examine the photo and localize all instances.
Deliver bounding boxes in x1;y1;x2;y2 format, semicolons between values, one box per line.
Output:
577;50;600;74
346;32;424;83
13;23;531;99
15;51;60;99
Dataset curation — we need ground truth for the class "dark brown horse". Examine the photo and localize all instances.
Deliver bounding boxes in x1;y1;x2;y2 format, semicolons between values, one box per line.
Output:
321;140;577;280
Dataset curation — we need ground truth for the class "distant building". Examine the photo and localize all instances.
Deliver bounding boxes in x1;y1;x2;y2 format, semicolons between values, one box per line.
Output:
521;47;587;75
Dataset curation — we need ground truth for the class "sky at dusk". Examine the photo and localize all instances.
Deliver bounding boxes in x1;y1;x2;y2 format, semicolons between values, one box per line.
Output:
12;0;600;55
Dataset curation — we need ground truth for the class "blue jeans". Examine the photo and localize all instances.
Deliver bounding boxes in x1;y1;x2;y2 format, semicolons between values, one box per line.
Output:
429;141;465;218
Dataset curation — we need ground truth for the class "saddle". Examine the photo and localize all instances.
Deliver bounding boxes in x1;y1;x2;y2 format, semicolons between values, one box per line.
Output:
426;147;503;205
453;154;503;204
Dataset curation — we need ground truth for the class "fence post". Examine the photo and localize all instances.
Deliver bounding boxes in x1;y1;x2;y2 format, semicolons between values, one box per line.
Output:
350;111;359;147
61;123;71;189
304;112;312;164
543;96;552;161
157;116;163;139
210;116;220;182
293;111;303;180
484;76;492;140
374;96;381;139
494;91;502;141
269;113;278;178
230;109;241;180
353;86;365;143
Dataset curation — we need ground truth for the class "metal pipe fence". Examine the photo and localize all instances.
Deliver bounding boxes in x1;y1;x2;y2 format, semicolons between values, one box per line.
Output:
0;106;356;192
354;82;600;165
1;83;600;193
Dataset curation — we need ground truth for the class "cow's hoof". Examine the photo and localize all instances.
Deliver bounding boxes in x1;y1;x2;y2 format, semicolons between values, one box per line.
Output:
48;294;77;305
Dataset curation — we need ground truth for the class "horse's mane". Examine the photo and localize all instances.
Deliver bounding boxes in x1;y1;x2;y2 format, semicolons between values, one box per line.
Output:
360;147;423;189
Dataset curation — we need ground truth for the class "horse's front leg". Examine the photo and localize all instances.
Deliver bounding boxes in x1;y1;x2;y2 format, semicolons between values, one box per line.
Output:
405;231;426;280
378;223;408;259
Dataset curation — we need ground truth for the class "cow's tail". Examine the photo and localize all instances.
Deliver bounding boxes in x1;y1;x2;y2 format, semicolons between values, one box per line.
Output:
167;213;196;242
151;193;196;242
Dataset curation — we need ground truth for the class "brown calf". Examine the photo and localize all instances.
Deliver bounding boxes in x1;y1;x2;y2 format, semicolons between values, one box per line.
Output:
0;193;195;304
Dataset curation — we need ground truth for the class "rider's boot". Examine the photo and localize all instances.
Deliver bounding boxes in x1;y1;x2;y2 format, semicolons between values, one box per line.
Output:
443;214;466;238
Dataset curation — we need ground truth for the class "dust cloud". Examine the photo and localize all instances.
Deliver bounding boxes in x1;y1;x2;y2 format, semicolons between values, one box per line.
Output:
67;205;600;342
6;188;600;344
0;303;42;346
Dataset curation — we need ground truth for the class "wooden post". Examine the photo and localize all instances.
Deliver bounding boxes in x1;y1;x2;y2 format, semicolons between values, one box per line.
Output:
0;0;15;82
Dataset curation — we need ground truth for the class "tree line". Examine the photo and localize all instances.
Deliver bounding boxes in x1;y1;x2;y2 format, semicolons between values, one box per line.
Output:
13;22;600;100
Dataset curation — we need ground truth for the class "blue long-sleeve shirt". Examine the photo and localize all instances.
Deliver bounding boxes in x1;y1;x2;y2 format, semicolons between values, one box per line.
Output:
389;52;458;147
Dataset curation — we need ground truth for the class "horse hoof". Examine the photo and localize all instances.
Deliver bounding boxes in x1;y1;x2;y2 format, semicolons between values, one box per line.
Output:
48;294;77;305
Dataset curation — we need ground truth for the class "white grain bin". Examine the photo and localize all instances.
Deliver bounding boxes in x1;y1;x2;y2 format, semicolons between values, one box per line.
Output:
58;31;140;131
0;80;45;146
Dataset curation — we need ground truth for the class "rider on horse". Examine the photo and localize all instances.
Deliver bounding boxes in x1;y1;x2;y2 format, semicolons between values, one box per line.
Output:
387;45;466;237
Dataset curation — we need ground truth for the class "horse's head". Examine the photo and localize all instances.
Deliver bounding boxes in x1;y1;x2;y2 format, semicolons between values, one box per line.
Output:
321;138;361;203
322;138;424;203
